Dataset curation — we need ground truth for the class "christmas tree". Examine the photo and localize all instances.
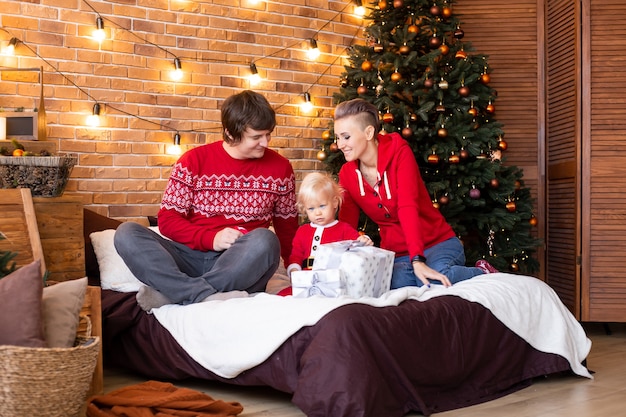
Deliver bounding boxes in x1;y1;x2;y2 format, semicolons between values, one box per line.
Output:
0;234;18;279
319;0;541;273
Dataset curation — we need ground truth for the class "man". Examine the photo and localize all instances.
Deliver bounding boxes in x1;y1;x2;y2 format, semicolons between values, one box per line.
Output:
114;90;299;311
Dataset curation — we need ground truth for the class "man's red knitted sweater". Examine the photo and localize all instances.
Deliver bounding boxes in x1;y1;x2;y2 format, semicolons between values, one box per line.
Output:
158;141;299;263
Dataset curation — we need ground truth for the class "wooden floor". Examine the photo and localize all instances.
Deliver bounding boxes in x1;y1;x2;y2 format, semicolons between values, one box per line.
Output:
103;322;626;416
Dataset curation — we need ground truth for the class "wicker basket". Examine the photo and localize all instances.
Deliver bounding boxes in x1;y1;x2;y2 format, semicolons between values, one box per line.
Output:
0;335;100;417
0;154;77;197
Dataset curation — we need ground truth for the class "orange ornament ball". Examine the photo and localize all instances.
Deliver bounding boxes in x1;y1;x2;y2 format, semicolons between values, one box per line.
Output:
401;127;413;138
391;71;402;82
423;78;434;88
458;85;470;97
361;60;373;71
468;107;478;117
329;142;339;153
316;149;327;161
382;112;394;123
357;85;368;95
486;103;495;114
455;50;467;60
439;195;450;205
427;153;440;164
437;127;448;138
439;44;449;55
529;216;538;226
497;139;508;151
322;130;331;140
481;73;491;84
399;44;410;55
449;153;460;164
509;262;520;272
378;1;388;10
408;24;419;34
430;5;441;16
442;6;452;18
393;0;403;8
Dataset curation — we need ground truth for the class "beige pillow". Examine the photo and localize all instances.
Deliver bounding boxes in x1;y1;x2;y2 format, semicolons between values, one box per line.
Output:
42;277;88;348
89;229;145;292
0;260;46;347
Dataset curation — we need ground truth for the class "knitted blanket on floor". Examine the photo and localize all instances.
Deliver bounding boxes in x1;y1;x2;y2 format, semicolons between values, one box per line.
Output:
86;380;243;417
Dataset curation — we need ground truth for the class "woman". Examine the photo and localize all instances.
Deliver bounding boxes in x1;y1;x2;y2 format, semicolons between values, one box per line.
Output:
333;98;497;288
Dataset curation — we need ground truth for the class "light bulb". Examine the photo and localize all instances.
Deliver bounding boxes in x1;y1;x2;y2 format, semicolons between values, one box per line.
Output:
354;0;366;16
86;103;101;127
307;38;320;61
2;38;18;56
171;57;183;81
301;92;313;113
92;17;106;43
167;133;182;155
248;63;261;85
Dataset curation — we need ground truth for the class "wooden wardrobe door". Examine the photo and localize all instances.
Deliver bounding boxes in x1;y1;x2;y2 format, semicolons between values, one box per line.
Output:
545;0;581;317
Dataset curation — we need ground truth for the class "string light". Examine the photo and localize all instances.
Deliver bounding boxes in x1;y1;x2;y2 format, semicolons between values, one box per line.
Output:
301;92;313;113
167;132;182;155
354;0;366;17
2;37;18;56
248;63;261;85
171;57;183;81
86;103;101;127
92;16;106;43
307;38;320;61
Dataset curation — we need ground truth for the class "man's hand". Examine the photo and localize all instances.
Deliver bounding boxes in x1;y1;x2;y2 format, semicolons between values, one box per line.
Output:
213;227;245;251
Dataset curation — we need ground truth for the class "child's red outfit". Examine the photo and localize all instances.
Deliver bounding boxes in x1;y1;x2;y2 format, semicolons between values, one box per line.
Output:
287;220;360;273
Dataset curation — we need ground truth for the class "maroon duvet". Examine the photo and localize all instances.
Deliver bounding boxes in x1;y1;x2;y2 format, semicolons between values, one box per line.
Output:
101;289;574;417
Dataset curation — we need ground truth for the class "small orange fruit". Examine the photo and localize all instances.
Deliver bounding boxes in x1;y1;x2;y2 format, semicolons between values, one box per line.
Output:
12;149;24;157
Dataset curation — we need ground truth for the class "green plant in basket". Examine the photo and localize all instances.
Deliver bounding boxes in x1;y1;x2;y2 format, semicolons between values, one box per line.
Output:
0;232;18;279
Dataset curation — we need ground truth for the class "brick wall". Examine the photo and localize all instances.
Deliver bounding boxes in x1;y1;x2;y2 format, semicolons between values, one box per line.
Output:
0;0;362;223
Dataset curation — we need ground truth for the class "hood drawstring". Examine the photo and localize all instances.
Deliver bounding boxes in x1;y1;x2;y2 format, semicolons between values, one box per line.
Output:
355;169;366;196
382;171;391;200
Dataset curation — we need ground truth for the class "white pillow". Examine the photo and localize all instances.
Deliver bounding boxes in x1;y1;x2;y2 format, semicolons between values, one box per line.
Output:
89;229;146;292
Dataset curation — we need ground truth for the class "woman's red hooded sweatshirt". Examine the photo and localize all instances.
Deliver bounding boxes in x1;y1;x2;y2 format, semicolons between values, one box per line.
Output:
338;132;456;259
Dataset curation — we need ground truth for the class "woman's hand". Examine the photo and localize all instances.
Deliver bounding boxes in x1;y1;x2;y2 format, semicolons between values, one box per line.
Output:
213;227;245;251
412;261;452;287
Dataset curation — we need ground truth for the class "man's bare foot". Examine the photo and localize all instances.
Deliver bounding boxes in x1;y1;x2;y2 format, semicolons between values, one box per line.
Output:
136;286;172;312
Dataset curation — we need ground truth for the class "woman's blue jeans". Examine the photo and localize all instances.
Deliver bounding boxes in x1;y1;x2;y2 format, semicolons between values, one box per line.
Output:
390;237;484;289
113;222;280;304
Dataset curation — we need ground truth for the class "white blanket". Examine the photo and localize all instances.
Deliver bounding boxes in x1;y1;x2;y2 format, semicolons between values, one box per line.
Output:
152;273;593;379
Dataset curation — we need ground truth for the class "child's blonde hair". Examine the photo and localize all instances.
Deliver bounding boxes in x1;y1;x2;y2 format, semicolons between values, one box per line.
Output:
297;172;343;214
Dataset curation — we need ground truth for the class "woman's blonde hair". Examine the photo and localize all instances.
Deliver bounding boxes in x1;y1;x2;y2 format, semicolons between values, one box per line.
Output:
297;172;343;214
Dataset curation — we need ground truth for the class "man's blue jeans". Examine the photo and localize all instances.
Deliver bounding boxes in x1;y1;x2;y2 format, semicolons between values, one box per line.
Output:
114;222;280;304
390;237;484;289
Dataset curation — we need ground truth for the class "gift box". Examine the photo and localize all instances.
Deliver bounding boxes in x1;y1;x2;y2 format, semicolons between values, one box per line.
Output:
312;241;394;298
291;269;345;298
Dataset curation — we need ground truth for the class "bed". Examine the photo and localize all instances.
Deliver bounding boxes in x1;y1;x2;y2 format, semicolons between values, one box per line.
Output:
84;209;592;417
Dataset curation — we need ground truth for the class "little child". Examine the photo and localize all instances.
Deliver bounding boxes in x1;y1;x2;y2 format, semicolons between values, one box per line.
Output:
267;172;373;296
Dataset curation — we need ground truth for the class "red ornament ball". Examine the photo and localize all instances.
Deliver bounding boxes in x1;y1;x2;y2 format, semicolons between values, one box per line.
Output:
357;85;368;95
454;27;465;39
490;178;499;188
401;127;413;138
430;5;441;16
429;35;442;49
439;195;450;205
459;149;469;160
329;142;339;153
423;78;434;88
393;0;403;8
469;188;481;199
458;85;470;97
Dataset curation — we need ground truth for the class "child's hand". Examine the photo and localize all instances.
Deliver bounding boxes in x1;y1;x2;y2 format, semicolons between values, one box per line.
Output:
356;235;374;246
